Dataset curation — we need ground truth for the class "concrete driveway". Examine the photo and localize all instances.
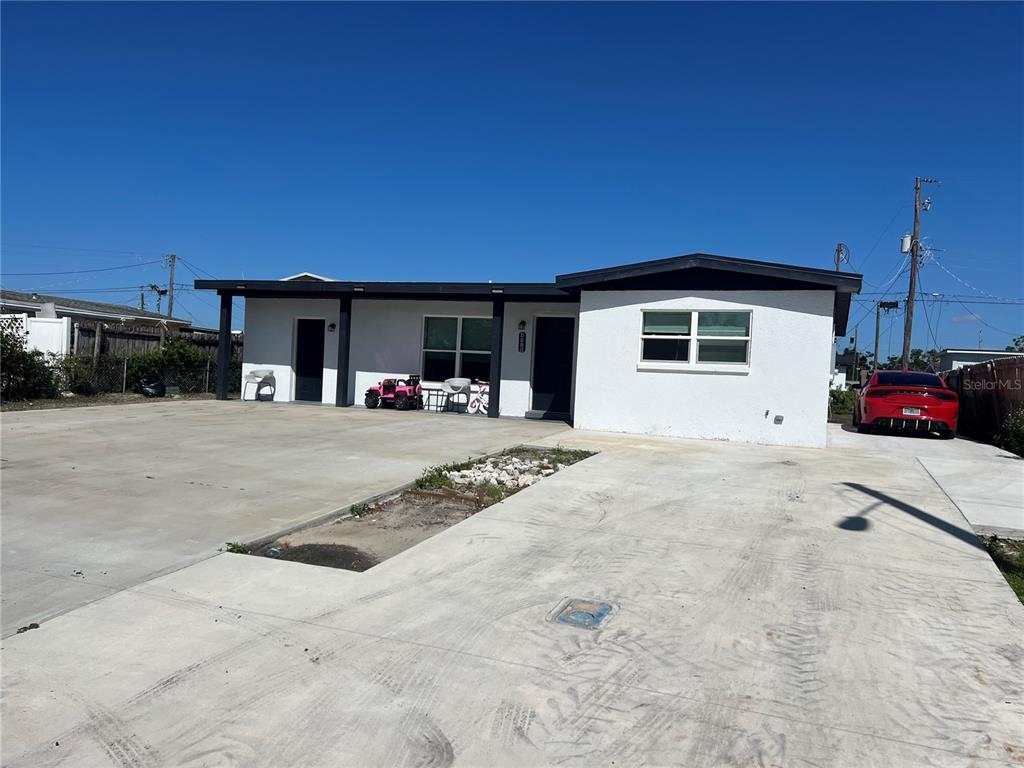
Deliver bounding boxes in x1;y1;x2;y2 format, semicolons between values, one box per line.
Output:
0;400;568;636
3;410;1022;767
829;424;1024;537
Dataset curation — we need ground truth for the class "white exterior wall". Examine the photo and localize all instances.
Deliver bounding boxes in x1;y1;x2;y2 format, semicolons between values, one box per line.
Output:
348;299;492;405
243;297;579;418
242;291;834;446
573;290;835;448
498;302;579;418
242;298;339;403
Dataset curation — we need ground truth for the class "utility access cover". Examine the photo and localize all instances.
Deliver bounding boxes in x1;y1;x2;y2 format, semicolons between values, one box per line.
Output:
548;598;615;630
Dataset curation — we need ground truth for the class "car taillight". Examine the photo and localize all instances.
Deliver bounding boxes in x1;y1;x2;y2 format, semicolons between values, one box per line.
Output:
866;390;889;398
932;390;957;401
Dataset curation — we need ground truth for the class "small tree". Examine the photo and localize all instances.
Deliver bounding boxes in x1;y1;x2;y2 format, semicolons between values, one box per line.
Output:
995;406;1024;457
876;348;940;371
1006;335;1024;353
0;318;59;401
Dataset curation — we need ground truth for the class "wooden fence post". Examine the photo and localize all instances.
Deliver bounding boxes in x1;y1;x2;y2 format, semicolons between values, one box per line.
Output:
91;323;103;370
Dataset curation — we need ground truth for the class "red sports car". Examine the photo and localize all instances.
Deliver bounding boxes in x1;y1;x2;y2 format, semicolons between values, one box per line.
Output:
853;370;958;439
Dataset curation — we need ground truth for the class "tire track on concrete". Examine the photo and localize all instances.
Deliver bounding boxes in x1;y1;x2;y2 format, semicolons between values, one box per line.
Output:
683;460;808;766
16;690;161;768
253;549;556;767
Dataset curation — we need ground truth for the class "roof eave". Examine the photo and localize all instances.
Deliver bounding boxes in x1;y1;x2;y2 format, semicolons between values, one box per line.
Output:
555;253;863;291
0;298;188;325
194;280;576;301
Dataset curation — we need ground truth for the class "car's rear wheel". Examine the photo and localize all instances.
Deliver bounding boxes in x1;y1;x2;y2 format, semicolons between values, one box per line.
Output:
364;392;380;409
939;428;955;440
395;393;411;411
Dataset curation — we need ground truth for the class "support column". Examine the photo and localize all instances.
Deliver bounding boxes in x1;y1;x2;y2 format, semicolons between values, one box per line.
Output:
488;299;504;418
335;296;352;407
215;292;232;400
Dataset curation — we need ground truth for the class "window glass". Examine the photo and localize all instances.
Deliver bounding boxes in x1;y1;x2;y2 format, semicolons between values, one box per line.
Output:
643;312;691;335
697;339;748;363
876;372;943;387
460;318;491;351
642;338;691;362
460;353;491;382
424;317;457;350
423;351;456;380
697;311;750;337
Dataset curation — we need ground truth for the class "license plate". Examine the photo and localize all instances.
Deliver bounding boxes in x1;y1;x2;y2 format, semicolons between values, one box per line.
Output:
902;407;921;416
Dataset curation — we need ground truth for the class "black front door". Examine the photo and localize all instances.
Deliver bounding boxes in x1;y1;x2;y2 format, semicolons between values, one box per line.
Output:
294;319;325;402
531;317;574;415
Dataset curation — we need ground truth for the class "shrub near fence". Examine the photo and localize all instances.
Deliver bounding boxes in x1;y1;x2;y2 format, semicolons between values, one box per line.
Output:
0;316;59;400
57;355;242;396
945;357;1024;446
3;320;242;401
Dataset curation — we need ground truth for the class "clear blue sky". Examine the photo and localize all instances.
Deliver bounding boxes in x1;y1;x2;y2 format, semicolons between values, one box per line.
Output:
2;1;1022;351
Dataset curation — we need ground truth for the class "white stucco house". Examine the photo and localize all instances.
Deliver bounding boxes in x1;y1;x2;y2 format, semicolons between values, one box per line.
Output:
196;253;862;448
938;348;1024;371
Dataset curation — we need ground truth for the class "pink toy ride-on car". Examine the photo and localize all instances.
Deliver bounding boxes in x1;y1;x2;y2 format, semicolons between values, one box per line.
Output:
364;375;422;411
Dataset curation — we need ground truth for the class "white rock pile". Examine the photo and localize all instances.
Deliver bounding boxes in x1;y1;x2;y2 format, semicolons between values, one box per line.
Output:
444;454;567;489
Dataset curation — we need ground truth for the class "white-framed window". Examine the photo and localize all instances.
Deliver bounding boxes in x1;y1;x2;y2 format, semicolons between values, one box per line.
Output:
422;316;492;381
640;310;751;366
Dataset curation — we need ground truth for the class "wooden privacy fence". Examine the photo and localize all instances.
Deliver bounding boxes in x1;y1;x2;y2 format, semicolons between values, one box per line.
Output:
945;357;1024;440
74;325;243;359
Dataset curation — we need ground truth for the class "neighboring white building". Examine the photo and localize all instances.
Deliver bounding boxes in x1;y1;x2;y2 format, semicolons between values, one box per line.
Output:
197;253;861;448
939;348;1024;371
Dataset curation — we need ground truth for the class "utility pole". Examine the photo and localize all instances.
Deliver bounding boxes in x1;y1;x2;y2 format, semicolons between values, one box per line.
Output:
139;287;146;311
834;242;849;272
148;284;165;314
874;300;899;372
165;253;177;320
851;328;859;383
901;177;937;369
148;283;167;346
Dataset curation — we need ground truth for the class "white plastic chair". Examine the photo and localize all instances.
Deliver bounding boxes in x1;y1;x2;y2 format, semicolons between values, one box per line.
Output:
441;377;471;412
242;369;276;401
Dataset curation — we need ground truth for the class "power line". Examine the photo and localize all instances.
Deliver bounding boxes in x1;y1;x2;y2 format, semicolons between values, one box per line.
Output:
179;258;246;313
918;283;941;351
856;290;1023;300
178;257;221;281
169;295;198;323
852;298;1024;305
848;256;910;333
0;243;163;256
854;202;907;279
1;259;163;276
1;284;191;295
952;297;1019;337
928;253;999;299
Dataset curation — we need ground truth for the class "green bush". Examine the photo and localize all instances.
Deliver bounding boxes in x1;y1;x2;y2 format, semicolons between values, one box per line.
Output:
829;388;858;415
161;337;207;370
52;354;96;395
0;320;59;401
413;458;477;491
995;406;1024;457
125;350;163;392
